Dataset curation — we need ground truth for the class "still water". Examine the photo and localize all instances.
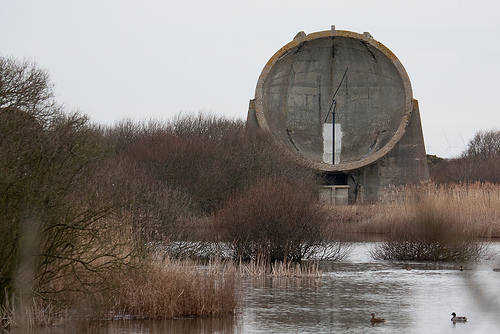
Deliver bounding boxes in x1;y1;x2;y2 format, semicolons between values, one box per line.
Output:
13;242;500;334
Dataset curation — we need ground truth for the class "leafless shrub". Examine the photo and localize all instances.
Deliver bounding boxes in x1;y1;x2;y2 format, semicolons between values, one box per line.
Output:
105;113;318;215
370;198;492;262
0;57;141;317
215;179;333;262
96;154;194;242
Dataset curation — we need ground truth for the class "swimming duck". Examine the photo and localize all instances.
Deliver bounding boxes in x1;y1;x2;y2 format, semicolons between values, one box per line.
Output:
451;312;467;322
370;313;385;324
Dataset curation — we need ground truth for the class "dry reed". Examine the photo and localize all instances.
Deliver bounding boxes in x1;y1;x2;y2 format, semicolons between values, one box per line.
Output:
108;256;239;320
238;259;322;278
327;182;500;238
0;295;67;330
2;257;240;330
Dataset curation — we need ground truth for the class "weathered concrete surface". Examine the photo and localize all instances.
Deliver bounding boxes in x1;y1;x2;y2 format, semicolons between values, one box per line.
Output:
346;100;429;202
248;28;429;202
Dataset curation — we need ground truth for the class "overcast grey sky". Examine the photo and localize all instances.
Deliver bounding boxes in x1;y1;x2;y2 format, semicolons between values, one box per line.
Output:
2;0;499;158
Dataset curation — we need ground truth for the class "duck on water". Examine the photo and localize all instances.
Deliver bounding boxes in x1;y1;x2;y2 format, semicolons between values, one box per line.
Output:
370;313;385;324
451;312;467;322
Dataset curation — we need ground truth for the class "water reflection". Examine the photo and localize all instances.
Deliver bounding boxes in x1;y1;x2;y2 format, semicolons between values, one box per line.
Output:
240;255;414;332
8;317;237;334
9;242;500;334
240;242;500;333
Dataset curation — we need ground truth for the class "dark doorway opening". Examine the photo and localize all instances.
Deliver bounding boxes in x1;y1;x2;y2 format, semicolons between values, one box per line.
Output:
322;172;348;186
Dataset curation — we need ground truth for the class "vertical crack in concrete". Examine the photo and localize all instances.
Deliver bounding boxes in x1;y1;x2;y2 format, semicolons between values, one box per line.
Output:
361;41;377;61
286;128;300;152
331;37;336;58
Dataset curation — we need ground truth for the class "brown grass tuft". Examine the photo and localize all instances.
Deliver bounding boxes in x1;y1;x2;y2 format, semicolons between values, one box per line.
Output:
108;257;239;319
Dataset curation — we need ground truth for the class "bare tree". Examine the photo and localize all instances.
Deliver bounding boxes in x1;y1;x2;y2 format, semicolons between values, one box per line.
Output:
0;57;60;123
0;57;137;312
463;130;500;160
430;130;500;184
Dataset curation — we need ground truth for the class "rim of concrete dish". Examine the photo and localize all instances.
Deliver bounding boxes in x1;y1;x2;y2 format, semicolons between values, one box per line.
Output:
253;29;413;172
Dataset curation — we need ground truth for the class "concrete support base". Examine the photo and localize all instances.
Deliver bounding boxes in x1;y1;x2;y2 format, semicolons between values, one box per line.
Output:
319;185;350;206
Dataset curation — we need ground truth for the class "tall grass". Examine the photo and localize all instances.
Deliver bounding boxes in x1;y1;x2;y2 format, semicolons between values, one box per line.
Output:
1;258;239;330
1;223;240;331
324;182;498;261
107;257;239;320
370;198;491;261
238;259;323;278
327;182;500;238
0;295;68;330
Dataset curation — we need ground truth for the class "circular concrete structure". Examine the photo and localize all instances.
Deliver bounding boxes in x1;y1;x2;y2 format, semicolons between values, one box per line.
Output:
253;29;413;172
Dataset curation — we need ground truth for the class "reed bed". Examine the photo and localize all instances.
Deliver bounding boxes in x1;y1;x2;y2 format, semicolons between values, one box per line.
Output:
0;296;67;330
1;257;240;330
327;182;500;238
271;261;322;278
108;256;239;320
238;259;322;278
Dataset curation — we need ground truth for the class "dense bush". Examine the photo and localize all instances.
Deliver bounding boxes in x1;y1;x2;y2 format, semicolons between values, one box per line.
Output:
104;113;319;216
215;179;328;262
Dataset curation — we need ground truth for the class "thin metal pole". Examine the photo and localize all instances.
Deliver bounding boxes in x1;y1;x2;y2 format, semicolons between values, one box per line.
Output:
324;68;348;164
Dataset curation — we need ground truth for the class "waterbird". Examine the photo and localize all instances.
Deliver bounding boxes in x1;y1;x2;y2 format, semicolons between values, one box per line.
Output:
451;312;467;322
370;313;385;324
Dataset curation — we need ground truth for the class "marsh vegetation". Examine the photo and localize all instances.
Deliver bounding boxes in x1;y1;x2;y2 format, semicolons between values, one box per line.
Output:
2;56;500;330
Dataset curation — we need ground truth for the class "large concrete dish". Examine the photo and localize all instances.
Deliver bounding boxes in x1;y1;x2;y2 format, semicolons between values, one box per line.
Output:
253;29;413;172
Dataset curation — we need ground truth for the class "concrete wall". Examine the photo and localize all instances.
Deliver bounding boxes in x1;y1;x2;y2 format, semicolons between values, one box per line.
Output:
347;100;429;202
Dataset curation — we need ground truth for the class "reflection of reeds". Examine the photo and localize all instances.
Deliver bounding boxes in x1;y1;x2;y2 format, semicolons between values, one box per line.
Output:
327;182;500;238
